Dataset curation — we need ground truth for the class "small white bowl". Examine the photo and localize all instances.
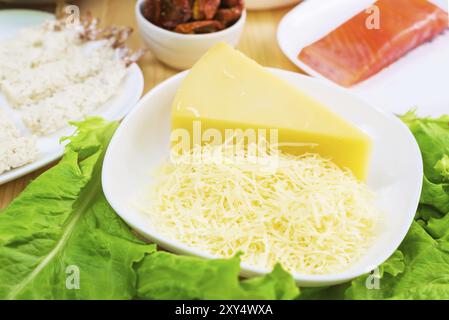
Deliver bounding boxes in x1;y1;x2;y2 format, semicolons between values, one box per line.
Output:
102;68;423;287
246;0;301;10
135;0;246;70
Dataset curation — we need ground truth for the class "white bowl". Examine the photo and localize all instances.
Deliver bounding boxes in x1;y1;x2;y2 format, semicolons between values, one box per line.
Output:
135;0;246;70
246;0;301;10
102;68;423;287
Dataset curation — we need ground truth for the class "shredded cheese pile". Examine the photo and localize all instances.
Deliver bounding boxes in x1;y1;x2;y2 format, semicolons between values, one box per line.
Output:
141;144;381;275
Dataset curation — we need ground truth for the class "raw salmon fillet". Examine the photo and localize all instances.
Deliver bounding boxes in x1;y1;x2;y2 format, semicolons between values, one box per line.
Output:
298;0;448;87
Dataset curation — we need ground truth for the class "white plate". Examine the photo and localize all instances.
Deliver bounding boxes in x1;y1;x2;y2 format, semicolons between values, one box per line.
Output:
246;0;301;10
0;10;144;185
278;0;449;117
102;68;423;287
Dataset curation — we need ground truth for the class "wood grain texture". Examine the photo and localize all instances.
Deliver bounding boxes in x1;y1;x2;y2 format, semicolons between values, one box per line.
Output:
0;0;301;211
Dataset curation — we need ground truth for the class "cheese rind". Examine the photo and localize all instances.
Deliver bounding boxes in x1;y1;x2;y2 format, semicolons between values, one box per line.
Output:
172;43;372;180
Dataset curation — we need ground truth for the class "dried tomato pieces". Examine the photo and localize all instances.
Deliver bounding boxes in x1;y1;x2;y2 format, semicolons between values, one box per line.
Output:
216;7;242;27
193;0;221;20
142;0;244;34
143;0;192;30
175;20;224;34
222;0;244;9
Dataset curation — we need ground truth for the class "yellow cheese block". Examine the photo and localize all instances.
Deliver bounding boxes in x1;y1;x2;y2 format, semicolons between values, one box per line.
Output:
171;43;372;180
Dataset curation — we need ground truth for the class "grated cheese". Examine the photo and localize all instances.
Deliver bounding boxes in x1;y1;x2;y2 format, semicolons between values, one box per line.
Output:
140;144;382;275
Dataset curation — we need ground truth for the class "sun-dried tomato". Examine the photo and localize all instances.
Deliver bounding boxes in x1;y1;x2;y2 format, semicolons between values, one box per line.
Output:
192;0;221;20
221;0;244;9
144;0;192;30
174;20;224;34
143;0;162;25
216;6;242;27
142;0;244;33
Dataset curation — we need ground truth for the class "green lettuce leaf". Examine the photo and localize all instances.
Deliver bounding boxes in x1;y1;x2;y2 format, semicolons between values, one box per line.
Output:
434;155;449;182
426;213;449;241
401;111;449;181
0;118;155;299
420;176;449;214
401;111;449;214
240;264;299;300
415;205;443;221
381;251;405;277
338;112;449;300
305;112;449;300
0;118;299;300
136;252;299;300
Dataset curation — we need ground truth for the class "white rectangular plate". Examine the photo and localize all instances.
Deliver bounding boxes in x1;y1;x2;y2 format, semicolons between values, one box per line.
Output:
277;0;449;116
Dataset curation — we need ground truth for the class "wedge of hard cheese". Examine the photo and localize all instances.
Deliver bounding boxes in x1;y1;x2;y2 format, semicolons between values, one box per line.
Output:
171;43;372;180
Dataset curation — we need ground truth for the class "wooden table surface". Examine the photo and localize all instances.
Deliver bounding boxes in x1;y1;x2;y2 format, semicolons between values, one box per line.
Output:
0;0;300;210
